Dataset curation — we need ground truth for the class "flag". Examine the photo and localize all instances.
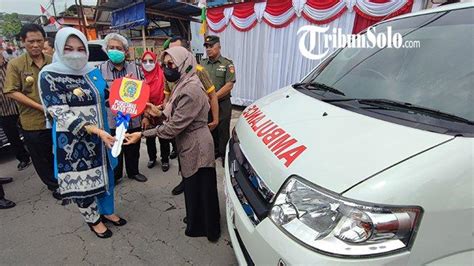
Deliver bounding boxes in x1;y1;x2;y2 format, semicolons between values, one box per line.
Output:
40;5;62;30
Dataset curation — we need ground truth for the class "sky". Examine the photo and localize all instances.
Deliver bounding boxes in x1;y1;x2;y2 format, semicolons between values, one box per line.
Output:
0;0;98;15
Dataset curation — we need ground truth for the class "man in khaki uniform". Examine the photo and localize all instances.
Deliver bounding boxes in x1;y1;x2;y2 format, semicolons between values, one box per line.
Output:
3;24;59;199
202;35;236;164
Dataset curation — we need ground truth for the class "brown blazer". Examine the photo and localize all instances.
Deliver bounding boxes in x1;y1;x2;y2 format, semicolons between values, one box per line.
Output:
143;77;215;177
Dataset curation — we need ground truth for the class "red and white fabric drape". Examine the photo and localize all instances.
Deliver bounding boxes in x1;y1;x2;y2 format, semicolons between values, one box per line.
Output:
207;0;414;33
203;0;421;106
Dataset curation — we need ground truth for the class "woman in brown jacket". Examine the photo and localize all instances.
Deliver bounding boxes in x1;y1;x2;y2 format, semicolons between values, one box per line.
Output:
125;46;220;242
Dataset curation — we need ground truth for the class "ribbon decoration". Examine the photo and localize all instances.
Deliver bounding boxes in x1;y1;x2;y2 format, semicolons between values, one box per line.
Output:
200;7;208;35
199;0;207;35
112;111;131;158
115;111;131;128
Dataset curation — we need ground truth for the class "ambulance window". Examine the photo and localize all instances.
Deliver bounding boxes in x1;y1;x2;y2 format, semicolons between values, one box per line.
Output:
306;8;473;123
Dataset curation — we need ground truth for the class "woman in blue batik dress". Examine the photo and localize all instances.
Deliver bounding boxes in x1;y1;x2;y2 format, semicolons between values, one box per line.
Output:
38;27;126;238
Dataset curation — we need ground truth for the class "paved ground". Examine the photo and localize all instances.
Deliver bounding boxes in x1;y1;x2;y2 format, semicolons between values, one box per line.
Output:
0;110;243;265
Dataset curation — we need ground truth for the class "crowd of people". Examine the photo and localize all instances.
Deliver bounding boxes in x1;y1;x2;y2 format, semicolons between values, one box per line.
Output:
0;23;236;243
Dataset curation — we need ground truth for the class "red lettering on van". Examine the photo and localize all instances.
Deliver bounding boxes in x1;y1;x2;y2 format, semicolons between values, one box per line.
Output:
241;105;307;168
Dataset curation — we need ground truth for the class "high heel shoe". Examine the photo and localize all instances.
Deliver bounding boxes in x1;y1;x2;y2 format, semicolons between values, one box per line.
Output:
88;224;113;239
101;215;127;226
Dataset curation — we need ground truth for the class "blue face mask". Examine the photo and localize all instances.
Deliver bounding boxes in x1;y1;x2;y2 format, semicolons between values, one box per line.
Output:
107;49;125;64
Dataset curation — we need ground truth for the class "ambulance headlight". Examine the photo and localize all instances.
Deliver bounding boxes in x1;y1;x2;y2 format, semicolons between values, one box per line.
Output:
269;176;423;257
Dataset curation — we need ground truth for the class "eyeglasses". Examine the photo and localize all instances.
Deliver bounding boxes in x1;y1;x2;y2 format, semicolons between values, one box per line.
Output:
161;61;176;69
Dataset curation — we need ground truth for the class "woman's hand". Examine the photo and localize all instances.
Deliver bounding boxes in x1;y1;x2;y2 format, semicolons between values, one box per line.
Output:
98;130;116;149
124;132;142;145
142;117;150;130
208;119;218;131
145;103;162;117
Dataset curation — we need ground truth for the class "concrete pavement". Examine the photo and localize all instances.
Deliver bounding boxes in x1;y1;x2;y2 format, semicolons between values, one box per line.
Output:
0;110;243;265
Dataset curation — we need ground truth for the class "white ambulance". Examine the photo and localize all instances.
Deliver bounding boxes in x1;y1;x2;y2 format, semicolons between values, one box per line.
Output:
224;2;473;265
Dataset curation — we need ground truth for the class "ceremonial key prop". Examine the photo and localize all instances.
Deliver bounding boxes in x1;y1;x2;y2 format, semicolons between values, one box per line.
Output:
110;77;150;157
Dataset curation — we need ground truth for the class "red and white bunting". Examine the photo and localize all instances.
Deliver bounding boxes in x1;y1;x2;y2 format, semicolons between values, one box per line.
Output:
207;0;414;33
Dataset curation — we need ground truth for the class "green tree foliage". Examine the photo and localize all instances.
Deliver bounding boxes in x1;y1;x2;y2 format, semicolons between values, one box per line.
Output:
1;13;22;39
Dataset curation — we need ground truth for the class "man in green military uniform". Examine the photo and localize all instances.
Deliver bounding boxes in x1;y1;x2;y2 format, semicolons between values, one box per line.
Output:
202;35;236;163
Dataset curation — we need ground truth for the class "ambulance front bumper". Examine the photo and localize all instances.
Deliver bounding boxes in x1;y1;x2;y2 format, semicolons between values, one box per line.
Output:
224;142;409;265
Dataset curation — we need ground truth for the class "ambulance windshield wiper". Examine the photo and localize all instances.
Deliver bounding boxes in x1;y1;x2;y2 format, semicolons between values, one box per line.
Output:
325;98;474;125
292;82;346;96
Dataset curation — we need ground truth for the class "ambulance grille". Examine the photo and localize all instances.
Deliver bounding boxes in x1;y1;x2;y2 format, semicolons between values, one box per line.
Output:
227;135;275;225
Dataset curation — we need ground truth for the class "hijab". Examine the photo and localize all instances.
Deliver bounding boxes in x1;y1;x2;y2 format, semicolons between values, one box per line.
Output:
42;27;94;76
141;51;165;105
161;46;203;118
161;46;199;91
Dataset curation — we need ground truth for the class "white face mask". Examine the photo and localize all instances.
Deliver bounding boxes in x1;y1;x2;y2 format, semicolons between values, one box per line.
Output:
62;51;88;70
143;62;156;72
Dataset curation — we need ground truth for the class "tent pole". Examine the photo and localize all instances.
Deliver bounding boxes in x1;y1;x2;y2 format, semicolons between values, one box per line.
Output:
142;26;146;51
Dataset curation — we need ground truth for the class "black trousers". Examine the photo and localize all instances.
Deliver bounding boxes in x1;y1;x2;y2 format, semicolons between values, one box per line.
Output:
22;129;58;191
0;184;4;199
212;98;232;158
183;167;221;241
146;136;176;163
0;115;29;163
111;127;141;180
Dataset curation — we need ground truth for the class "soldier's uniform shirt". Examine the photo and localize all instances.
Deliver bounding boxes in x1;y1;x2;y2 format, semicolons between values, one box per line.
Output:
201;55;236;158
201;55;235;101
3;53;52;130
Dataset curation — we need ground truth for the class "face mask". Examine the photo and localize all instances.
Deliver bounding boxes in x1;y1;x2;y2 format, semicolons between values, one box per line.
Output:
142;62;156;72
107;49;125;64
62;51;88;70
163;66;180;82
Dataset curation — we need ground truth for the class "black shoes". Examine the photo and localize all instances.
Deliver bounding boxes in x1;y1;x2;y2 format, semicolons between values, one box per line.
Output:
208;234;221;243
52;189;62;200
0;198;15;209
0;177;13;185
0;177;15;209
162;162;170;172
101;215;127;226
88;224;113;239
147;160;156;169
169;150;178;160
17;159;31;171
172;181;184;195
129;174;147;182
